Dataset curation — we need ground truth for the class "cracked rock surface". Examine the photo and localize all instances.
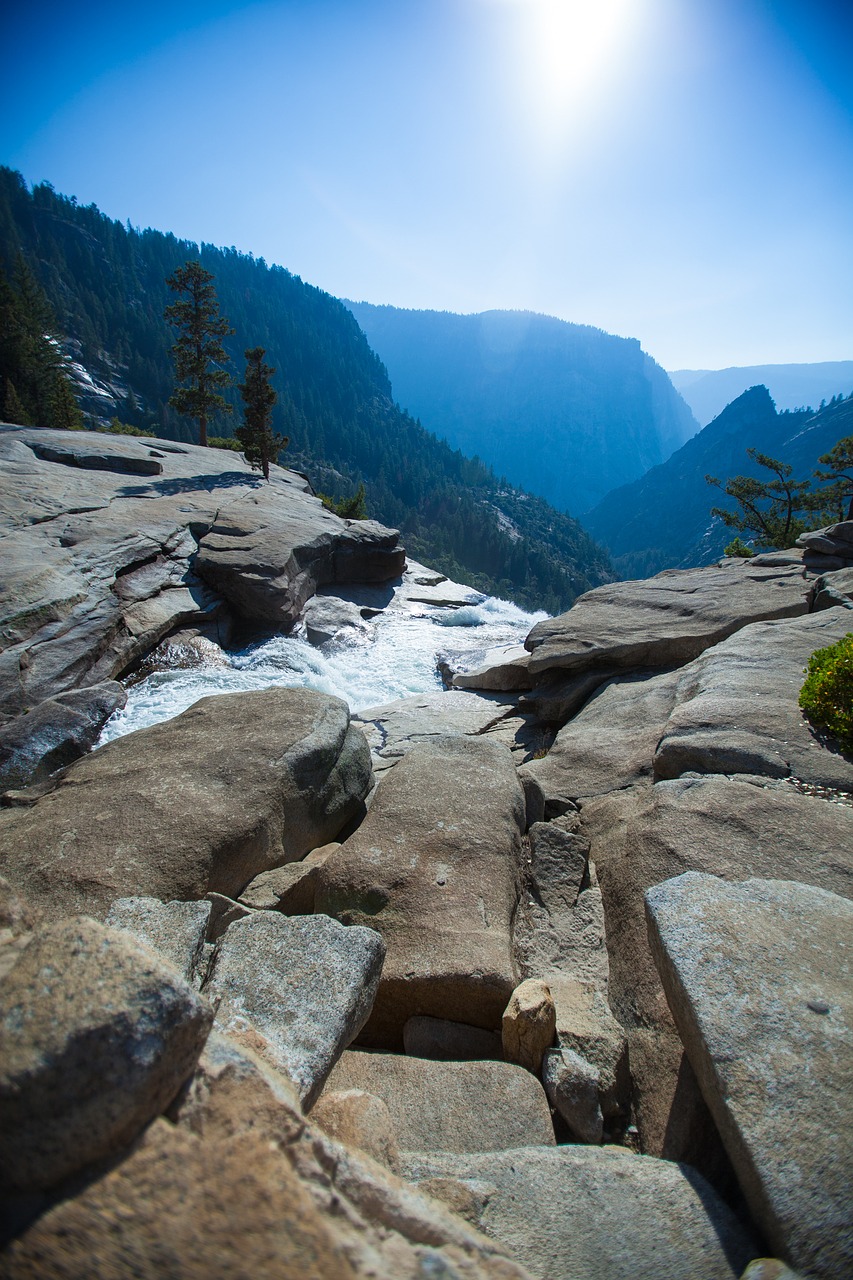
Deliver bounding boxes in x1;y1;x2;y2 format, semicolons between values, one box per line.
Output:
0;426;404;782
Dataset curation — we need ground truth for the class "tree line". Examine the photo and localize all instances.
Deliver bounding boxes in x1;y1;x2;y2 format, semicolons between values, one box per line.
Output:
0;167;610;611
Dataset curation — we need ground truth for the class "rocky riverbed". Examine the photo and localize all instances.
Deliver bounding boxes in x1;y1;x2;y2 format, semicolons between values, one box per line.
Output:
1;425;851;1279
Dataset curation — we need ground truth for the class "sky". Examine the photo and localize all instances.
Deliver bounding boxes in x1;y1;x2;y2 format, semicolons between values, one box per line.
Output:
1;0;852;371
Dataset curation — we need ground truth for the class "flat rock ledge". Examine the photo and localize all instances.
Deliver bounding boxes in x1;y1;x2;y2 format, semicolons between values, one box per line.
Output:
524;559;811;677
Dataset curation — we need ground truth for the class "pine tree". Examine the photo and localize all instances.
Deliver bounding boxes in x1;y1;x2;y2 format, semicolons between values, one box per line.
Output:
164;261;233;447
3;380;32;425
813;436;853;521
706;450;814;550
235;346;287;480
0;257;82;428
50;376;84;430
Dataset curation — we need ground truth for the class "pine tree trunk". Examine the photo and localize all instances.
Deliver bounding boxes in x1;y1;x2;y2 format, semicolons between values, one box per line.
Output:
199;414;207;448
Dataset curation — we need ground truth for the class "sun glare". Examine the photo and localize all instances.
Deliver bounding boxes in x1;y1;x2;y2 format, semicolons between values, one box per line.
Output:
485;0;642;165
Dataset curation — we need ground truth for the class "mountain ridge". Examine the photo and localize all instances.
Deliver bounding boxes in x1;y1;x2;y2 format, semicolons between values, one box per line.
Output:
670;360;853;427
0;167;611;613
584;385;853;578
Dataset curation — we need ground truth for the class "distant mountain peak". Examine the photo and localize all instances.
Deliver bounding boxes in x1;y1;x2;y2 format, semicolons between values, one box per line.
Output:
670;361;853;425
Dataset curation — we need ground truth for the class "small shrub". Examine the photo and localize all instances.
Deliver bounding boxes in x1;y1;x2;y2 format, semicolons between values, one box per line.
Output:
723;536;754;558
100;418;156;438
208;435;244;452
799;633;853;753
319;482;368;520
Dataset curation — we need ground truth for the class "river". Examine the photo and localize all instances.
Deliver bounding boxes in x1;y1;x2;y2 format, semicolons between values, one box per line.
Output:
98;578;547;744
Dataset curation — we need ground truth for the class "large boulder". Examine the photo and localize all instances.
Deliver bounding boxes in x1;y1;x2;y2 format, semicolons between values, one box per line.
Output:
654;610;853;786
314;735;526;1047
0;916;213;1192
322;1050;555;1153
204;912;386;1108
0;687;373;921
36;1026;526;1280
402;1145;760;1280
195;492;405;626
646;873;853;1280
524;559;811;678
580;775;853;1168
583;776;853;1037
1;1114;532;1280
300;594;368;645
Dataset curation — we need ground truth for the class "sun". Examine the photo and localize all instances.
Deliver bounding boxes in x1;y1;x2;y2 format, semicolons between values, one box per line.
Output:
483;0;642;164
526;0;634;104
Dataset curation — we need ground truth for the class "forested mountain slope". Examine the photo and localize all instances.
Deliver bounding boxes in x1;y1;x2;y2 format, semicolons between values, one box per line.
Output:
584;385;853;579
345;301;698;514
0;169;611;612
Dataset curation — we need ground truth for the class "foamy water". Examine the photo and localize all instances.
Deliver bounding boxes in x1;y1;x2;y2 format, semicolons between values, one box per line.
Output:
98;594;546;743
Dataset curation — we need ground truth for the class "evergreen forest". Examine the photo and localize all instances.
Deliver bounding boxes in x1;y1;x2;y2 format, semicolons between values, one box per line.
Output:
0;168;611;613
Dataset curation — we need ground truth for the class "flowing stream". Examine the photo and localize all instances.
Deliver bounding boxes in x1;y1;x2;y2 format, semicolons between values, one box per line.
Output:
99;592;547;744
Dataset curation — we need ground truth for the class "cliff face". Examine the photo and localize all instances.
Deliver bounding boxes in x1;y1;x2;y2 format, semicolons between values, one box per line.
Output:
346;302;698;514
1;423;852;1280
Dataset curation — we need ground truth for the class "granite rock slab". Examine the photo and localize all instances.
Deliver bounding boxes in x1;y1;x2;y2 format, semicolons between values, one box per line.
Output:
525;560;811;678
646;872;853;1279
204;911;386;1108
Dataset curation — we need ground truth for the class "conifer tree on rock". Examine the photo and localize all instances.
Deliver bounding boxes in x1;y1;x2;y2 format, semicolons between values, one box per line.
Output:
165;261;233;447
706;449;814;550
236;346;288;481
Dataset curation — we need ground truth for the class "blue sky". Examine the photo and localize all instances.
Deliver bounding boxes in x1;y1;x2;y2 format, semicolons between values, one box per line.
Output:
2;0;851;370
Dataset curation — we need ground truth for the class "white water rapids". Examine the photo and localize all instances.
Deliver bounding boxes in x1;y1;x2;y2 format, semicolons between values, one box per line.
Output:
99;590;547;744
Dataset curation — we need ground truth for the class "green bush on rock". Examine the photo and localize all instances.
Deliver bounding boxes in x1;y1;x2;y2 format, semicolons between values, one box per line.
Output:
723;537;755;558
799;633;853;753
